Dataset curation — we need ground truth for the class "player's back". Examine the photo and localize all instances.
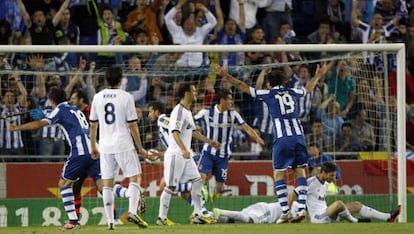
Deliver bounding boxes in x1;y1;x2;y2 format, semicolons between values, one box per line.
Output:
256;86;306;141
243;202;282;223
90;88;137;154
45;102;90;157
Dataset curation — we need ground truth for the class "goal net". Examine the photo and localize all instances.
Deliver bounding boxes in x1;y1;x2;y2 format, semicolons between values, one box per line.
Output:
0;44;407;226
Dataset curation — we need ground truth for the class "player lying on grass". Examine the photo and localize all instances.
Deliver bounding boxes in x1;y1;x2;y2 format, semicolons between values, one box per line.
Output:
289;161;401;223
213;201;302;224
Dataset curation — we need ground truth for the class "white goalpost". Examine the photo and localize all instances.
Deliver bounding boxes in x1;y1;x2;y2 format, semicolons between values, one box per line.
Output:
0;43;407;223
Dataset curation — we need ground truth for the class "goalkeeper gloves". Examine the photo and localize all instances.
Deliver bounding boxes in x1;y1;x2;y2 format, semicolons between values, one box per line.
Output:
30;108;45;120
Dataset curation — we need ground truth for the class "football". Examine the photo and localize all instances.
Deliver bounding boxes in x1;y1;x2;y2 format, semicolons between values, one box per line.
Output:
145;149;161;165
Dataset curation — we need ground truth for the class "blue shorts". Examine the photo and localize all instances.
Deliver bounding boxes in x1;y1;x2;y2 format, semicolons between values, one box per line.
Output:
61;155;101;182
197;151;229;183
272;137;309;171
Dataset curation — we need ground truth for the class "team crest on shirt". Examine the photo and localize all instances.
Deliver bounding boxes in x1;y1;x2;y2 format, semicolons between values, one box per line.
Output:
163;119;169;125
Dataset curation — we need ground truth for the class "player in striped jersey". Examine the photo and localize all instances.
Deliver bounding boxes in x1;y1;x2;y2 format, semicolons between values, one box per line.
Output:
8;88;100;230
90;66;149;230
157;83;220;225
194;89;264;201
0;89;26;160
213;63;328;223
291;161;400;224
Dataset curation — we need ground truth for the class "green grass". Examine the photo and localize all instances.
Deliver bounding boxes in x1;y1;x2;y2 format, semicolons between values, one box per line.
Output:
0;223;413;234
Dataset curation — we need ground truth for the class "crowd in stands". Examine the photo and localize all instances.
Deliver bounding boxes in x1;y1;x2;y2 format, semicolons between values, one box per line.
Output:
1;0;414;162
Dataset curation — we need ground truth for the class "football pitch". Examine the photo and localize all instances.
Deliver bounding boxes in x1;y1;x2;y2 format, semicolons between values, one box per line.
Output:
0;223;413;234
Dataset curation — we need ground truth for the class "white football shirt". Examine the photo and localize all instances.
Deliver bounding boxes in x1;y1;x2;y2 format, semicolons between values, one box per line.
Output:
167;104;195;153
90;88;138;153
305;176;328;218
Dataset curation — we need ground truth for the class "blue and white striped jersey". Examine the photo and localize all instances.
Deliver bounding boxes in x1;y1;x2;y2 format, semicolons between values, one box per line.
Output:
194;105;245;157
44;102;90;158
0;104;24;149
250;86;306;141
357;20;396;64
39;98;64;140
157;113;170;148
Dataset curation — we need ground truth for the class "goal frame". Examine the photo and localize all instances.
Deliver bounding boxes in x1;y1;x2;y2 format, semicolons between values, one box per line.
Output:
0;43;407;222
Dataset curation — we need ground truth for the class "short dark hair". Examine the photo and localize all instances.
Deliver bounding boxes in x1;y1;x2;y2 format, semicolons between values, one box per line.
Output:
341;122;352;129
320;161;337;173
266;69;288;87
148;101;165;114
308;143;320;149
73;89;89;105
177;83;194;100
105;66;123;87
48;88;67;105
215;89;232;105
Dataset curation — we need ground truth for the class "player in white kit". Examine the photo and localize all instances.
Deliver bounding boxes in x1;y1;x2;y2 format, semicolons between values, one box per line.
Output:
90;66;150;230
157;83;220;225
213;201;301;223
290;161;401;224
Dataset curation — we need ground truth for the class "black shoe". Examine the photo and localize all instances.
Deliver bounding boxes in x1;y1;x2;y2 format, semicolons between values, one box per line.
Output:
388;205;401;223
357;218;371;223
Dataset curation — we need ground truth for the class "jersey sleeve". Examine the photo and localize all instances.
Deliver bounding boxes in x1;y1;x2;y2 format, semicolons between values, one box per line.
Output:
89;95;98;122
233;110;245;126
254;88;270;99
169;106;183;133
45;106;61;124
126;93;138;122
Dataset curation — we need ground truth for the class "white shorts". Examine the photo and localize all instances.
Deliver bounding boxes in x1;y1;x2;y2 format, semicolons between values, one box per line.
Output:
310;212;339;224
164;150;200;187
100;149;142;179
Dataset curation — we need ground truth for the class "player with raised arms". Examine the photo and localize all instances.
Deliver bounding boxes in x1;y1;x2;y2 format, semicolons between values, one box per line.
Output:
213;63;328;223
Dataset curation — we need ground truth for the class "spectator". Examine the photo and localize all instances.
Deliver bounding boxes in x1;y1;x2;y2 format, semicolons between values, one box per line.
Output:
245;25;269;66
53;7;80;45
316;94;344;139
306;19;336;60
123;0;163;44
0;76;28;161
306;118;334;153
228;0;271;35
123;56;148;105
96;5;127;67
17;0;71;45
351;1;401;73
291;64;315;131
335;122;361;157
326;59;356;119
70;0;100;62
323;0;349;42
307;143;341;180
264;0;293;42
164;0;217;68
0;0;25;44
216;0;246;67
351;109;376;151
